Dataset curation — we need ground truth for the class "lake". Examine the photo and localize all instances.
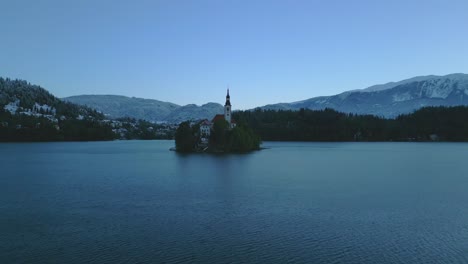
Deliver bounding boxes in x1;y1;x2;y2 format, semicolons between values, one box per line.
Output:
1;140;468;263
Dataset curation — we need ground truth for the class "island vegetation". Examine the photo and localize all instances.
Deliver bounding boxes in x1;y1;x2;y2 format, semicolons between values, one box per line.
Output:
175;119;261;153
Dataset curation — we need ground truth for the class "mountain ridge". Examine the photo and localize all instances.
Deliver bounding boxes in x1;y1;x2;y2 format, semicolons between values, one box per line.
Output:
63;95;224;123
28;73;468;121
260;73;468;117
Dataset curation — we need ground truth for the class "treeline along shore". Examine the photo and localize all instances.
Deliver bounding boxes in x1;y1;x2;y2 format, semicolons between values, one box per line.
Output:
233;107;468;142
3;105;468;143
2;77;468;143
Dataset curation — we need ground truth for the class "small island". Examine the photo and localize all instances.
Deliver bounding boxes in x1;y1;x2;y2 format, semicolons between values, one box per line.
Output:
174;90;260;153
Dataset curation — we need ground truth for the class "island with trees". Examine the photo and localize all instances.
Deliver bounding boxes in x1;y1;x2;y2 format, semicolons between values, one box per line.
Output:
174;90;261;153
174;119;261;153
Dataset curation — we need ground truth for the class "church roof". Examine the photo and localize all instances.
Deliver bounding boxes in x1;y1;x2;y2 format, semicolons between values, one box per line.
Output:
211;114;236;124
212;114;225;123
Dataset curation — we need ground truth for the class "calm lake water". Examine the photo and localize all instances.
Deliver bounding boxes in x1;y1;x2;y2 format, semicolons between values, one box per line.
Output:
1;140;468;263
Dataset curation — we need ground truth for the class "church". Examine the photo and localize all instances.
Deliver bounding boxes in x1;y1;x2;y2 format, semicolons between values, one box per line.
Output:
199;89;236;143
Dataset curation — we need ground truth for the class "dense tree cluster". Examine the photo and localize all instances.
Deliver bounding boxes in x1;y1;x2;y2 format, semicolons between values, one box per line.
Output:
210;120;261;152
233;107;468;142
175;120;261;153
0;78;58;108
0;107;115;142
175;121;198;152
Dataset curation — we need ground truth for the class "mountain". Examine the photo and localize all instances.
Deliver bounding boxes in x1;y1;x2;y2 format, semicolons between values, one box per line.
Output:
164;103;225;123
63;95;224;123
261;73;468;117
63;95;180;121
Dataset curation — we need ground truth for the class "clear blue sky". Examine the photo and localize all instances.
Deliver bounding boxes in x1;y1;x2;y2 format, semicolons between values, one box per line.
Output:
1;0;467;109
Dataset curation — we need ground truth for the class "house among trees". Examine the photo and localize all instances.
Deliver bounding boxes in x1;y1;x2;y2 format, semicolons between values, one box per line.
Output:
199;89;236;145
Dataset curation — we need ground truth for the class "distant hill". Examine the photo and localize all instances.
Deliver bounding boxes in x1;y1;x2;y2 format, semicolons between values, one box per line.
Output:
164;103;225;123
260;73;468;117
63;95;224;123
63;95;180;121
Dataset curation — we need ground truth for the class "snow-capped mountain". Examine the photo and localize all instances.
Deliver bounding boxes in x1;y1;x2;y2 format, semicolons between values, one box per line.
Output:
260;73;468;117
63;95;224;123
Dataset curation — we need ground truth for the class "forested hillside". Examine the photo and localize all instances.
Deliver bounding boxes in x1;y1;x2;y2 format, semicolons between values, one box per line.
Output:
0;78;114;141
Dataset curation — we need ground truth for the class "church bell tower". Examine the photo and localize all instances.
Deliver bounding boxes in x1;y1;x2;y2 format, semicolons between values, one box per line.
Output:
224;89;231;124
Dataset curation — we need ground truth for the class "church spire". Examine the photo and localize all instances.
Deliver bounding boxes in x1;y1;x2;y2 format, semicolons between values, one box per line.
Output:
224;88;232;124
225;88;231;106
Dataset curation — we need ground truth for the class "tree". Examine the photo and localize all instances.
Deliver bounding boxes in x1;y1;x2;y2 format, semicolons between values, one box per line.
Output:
226;124;261;152
175;121;196;152
211;119;228;148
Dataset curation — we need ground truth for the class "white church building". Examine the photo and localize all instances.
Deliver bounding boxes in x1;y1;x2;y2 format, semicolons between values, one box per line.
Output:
199;89;236;144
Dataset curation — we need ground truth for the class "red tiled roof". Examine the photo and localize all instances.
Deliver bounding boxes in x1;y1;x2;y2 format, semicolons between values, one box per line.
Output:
211;114;225;123
212;115;235;124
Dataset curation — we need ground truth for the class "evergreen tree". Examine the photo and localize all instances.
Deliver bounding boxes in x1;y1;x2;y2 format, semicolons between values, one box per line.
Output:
212;119;228;148
175;121;196;152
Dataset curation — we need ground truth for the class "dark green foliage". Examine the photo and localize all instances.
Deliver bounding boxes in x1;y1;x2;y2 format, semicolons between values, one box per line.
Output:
211;119;228;147
174;120;261;153
0;108;115;142
175;121;197;152
232;107;468;142
59;120;114;141
395;106;468;141
225;123;261;152
211;120;261;152
0;108;59;141
0;78;57;108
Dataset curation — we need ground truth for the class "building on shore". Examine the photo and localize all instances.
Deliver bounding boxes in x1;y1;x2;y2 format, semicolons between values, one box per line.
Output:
199;89;236;144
